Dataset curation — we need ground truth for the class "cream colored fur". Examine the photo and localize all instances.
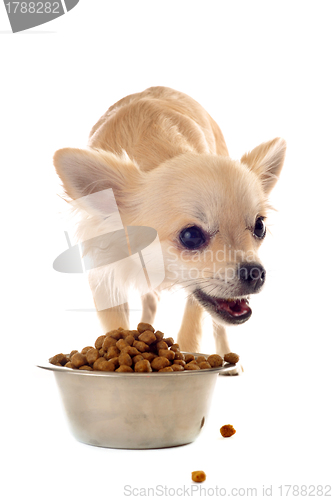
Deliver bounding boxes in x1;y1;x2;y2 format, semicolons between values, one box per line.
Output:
54;86;286;356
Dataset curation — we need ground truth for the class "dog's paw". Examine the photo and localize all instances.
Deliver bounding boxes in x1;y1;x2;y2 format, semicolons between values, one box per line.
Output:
219;363;244;376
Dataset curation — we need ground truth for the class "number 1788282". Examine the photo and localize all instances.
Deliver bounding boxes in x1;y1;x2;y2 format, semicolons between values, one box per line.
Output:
5;2;61;14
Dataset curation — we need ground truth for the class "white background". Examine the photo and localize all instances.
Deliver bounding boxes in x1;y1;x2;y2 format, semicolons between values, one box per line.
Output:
1;1;332;499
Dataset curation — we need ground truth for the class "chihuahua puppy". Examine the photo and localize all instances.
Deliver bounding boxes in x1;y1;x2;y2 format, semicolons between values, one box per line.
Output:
54;86;286;357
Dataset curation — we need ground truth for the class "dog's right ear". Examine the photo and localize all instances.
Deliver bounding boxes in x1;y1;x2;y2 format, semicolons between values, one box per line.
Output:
53;148;143;215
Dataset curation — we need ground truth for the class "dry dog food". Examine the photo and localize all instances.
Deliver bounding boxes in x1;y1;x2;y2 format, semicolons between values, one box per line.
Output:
191;471;206;483
220;424;236;438
224;352;240;364
49;323;238;373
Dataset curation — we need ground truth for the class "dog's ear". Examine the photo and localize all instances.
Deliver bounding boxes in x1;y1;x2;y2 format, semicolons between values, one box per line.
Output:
240;138;286;194
53;148;142;215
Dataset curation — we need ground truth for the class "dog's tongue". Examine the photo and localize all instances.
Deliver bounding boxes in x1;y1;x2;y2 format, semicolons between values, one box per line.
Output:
214;298;251;317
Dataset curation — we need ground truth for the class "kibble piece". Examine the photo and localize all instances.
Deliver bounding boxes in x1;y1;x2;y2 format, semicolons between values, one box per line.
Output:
121;346;140;357
93;359;115;371
224;352;240;364
71;352;87;368
109;356;119;368
196;355;207;363
99;348;105;357
49;353;68;366
69;350;78;358
170;343;180;352
119;329;131;338
134;360;152;372
141;352;156;362
102;336;117;351
105;330;123;340
118;352;132;367
192;471;206;483
64;362;74;368
184;363;201;370
151;356;170;371
164;337;174;347
207;354;223;367
85;348;99;366
158;349;175;361
128;329;141;339
138;330;157;345
93;358;109;371
81;346;94;355
133;340;150;353
173;359;186;366
79;365;93;371
116;339;129;351
105;346;120;360
62;355;70;365
220;424;236;438
105;360;116;372
155;340;168;351
159;366;174;372
174;352;185;361
116;365;133;372
95;335;106;350
124;334;135;346
137;322;155;334
154;330;164;341
171;364;184;371
105;329;117;337
132;354;144;364
198;361;212;370
184;354;195;363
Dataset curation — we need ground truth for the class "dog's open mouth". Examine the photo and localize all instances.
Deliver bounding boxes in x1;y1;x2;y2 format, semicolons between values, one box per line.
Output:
194;289;252;324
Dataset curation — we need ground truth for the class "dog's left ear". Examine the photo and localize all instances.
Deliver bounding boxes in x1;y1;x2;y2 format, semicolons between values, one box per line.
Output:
240;137;286;194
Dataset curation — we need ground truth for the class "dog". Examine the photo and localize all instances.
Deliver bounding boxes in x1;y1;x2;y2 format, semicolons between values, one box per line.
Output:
54;86;286;357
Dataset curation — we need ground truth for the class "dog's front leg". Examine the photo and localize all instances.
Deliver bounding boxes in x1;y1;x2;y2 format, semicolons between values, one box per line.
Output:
213;322;231;357
95;303;130;333
177;296;204;352
140;290;160;325
214;323;243;374
88;270;130;332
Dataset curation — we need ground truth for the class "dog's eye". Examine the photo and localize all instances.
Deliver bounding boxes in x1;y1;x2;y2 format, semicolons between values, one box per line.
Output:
253;217;266;239
179;226;206;249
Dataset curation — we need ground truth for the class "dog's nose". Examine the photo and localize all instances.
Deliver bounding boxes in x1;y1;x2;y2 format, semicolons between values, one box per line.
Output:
238;263;266;292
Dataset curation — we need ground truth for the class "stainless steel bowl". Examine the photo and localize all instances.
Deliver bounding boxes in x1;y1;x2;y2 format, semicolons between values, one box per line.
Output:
38;356;238;449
